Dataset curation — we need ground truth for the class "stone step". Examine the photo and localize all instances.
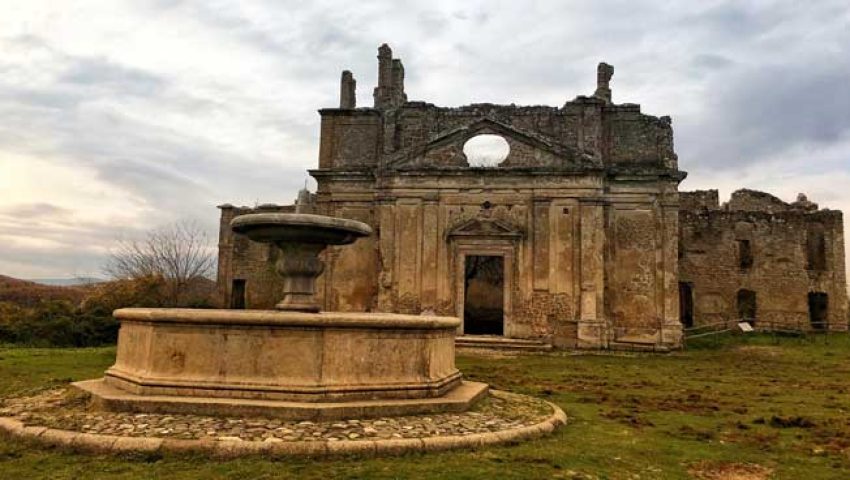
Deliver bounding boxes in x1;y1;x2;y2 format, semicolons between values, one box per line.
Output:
455;335;553;352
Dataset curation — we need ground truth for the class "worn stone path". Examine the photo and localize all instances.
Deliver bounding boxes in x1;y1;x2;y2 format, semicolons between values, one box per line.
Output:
0;388;552;444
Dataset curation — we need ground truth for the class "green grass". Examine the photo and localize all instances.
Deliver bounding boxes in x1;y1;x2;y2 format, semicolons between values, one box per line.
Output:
1;334;850;479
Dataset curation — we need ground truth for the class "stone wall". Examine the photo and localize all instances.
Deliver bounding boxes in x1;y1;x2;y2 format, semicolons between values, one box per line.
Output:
217;44;850;348
679;190;848;331
305;44;684;350
217;203;294;309
212;44;850;351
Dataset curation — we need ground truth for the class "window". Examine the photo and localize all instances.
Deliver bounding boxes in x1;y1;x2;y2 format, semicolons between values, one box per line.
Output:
738;239;753;270
806;229;826;271
463;134;510;167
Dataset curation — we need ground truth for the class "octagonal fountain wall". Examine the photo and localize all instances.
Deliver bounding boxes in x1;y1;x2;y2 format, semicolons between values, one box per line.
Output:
102;308;462;402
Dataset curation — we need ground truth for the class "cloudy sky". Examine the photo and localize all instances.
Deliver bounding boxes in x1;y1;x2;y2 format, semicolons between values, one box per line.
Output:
1;0;849;280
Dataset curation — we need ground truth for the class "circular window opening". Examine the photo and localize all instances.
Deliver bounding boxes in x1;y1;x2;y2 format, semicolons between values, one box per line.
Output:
463;134;510;167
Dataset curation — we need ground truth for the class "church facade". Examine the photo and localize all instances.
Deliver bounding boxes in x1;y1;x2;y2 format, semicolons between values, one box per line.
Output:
217;45;847;350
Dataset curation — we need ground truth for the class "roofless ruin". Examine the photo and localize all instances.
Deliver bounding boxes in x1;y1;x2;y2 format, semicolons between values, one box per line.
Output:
218;44;847;351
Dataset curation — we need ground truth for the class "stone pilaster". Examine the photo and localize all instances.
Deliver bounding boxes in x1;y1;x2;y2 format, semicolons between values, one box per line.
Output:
577;198;607;348
659;195;683;348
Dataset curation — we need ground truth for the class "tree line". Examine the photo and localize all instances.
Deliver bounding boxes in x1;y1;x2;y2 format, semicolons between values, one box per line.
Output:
0;221;216;347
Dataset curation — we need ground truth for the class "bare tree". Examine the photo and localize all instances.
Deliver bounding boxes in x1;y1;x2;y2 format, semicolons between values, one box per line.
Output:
105;220;216;306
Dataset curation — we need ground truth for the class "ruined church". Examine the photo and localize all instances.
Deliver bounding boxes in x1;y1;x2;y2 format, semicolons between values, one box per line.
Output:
217;45;847;350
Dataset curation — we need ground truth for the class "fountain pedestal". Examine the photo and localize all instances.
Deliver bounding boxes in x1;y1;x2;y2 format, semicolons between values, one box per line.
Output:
230;212;374;312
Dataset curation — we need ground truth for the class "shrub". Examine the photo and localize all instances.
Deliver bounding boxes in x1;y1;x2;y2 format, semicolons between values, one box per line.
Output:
0;276;215;347
0;300;118;347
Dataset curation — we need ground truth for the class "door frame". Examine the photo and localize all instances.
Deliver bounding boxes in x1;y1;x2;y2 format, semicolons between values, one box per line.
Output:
453;242;515;336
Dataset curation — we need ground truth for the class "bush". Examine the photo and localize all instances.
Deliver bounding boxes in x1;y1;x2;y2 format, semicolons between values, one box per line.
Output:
82;275;216;313
0;300;118;347
80;275;169;315
0;276;216;348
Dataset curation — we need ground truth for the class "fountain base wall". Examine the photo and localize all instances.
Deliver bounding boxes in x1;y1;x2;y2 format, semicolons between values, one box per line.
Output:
89;308;464;403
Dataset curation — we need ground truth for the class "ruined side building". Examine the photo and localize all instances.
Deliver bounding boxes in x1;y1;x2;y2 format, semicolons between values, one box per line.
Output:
679;190;847;332
217;45;848;350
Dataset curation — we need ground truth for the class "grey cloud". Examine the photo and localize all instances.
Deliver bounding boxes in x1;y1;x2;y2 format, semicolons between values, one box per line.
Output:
59;57;166;97
687;4;774;40
0;33;311;207
2;203;72;219
0;244;107;278
678;56;850;171
417;10;450;35
691;54;735;71
2;0;849;278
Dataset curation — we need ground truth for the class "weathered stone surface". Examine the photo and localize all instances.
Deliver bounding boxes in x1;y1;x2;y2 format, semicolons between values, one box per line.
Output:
679;189;848;332
73;379;488;421
82;308;463;404
217;44;847;351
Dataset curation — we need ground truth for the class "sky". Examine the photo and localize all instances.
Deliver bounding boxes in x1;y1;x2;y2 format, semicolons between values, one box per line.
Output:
0;0;848;280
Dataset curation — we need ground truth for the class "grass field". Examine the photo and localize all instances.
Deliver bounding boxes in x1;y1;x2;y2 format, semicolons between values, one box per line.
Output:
1;334;849;479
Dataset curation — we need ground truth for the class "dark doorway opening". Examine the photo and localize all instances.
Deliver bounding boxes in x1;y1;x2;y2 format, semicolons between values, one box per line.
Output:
736;289;757;325
808;292;828;330
679;282;694;328
463;255;504;335
230;279;246;309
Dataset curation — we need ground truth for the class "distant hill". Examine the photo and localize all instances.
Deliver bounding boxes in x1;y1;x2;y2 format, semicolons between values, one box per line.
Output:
27;277;103;286
0;275;89;307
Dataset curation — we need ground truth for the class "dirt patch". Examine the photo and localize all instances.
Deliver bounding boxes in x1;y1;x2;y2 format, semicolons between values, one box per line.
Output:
677;425;716;441
734;346;783;358
599;408;654;428
767;415;815;429
687;461;773;480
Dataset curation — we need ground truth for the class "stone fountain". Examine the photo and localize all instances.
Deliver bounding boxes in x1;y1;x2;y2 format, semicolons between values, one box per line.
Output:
74;199;488;420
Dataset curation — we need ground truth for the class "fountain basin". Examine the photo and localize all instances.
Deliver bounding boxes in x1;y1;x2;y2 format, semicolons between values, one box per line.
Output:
230;212;372;312
231;213;372;246
83;308;465;402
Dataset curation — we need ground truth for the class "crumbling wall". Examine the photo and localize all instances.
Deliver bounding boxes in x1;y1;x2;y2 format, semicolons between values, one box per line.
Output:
680;190;720;211
724;189;792;213
320;44;676;173
679;190;848;332
603;106;677;168
217;204;294;310
219;43;686;351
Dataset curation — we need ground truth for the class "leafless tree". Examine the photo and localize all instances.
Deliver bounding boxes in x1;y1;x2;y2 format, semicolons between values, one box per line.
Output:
105;220;216;306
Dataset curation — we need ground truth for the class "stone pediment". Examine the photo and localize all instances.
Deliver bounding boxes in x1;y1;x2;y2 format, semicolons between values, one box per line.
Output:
447;217;524;239
386;118;599;171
